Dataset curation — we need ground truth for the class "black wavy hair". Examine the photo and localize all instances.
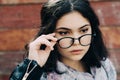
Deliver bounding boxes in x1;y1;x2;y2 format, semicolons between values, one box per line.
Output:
25;0;108;73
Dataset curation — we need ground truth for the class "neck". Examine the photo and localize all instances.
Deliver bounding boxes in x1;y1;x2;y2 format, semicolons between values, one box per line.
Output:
61;59;87;72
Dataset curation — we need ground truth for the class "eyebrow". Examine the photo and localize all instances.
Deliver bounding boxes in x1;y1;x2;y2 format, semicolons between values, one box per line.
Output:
55;24;90;31
79;24;90;29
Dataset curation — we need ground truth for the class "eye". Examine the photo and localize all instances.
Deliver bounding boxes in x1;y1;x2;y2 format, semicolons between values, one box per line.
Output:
58;31;70;36
80;28;89;33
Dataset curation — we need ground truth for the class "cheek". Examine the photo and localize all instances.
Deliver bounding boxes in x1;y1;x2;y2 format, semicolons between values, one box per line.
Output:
84;45;91;54
57;46;64;54
57;45;68;55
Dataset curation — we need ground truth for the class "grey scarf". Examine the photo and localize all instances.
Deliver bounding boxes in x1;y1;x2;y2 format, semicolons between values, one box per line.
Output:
40;58;116;80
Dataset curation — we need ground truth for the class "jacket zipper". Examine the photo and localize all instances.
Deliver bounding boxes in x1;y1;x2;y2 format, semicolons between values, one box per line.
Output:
22;60;37;80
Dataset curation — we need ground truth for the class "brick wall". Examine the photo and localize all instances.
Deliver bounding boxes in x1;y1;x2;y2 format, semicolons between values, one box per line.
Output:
0;0;120;80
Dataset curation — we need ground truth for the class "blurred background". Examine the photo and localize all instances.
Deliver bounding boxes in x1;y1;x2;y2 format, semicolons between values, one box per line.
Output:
0;0;120;80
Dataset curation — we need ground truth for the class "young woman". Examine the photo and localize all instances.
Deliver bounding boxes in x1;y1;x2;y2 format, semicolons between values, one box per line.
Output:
10;0;117;80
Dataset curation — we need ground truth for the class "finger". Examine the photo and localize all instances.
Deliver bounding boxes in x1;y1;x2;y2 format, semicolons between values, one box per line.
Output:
41;34;57;42
30;38;53;50
48;33;56;36
48;40;57;50
45;46;52;53
30;33;57;50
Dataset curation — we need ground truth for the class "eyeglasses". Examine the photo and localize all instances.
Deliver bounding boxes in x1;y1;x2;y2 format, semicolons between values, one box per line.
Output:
57;34;94;49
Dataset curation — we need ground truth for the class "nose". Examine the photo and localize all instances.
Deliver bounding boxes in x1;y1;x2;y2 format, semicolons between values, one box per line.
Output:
73;38;80;45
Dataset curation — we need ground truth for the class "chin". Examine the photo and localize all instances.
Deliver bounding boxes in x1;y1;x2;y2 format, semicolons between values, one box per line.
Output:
71;56;84;61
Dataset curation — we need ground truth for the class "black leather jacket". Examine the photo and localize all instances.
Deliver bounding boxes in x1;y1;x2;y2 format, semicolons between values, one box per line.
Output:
9;59;44;80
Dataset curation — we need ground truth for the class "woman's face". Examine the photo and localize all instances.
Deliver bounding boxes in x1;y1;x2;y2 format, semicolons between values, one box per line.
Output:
55;11;92;62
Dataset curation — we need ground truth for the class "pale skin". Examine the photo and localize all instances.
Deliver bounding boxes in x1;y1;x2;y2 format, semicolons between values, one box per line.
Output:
28;11;92;72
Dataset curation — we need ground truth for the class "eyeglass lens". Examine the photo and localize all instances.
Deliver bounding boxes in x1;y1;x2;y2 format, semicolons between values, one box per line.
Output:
57;34;92;48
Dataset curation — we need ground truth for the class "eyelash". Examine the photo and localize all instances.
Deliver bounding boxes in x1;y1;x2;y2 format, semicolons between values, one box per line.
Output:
58;31;69;36
57;28;89;36
80;28;89;33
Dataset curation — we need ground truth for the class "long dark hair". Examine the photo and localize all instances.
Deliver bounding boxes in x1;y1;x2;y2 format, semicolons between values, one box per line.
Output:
25;0;108;72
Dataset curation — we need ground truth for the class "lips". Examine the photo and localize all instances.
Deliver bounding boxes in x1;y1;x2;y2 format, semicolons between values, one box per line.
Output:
70;49;82;55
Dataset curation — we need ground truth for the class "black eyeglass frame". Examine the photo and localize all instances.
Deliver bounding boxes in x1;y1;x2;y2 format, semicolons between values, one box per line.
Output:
57;34;96;49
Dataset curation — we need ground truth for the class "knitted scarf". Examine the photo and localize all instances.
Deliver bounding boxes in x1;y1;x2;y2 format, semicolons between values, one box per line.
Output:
40;58;116;80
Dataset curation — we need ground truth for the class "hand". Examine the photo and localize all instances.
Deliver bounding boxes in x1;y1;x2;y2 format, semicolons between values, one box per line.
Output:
28;33;57;67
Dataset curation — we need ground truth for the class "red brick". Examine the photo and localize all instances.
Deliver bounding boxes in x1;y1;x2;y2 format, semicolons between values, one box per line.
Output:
0;1;120;29
118;73;120;80
0;4;42;28
108;49;120;80
100;26;120;49
1;0;47;4
108;49;120;73
91;1;120;26
0;51;25;80
0;29;38;51
0;0;117;4
0;27;120;51
0;51;24;74
0;74;9;80
19;0;47;4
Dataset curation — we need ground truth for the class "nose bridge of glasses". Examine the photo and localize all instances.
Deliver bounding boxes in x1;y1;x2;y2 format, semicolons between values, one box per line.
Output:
73;37;80;44
74;37;79;40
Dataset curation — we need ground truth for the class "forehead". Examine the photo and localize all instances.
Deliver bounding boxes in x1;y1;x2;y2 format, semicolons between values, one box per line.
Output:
56;11;90;29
